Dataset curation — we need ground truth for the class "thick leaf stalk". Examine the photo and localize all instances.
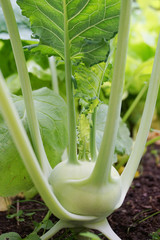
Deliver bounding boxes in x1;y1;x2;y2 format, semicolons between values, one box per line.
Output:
120;34;160;205
90;108;98;161
89;0;132;185
49;56;59;94
63;0;78;164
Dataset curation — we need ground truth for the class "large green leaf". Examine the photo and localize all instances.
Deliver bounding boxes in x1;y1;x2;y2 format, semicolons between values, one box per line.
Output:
0;88;68;196
17;0;120;65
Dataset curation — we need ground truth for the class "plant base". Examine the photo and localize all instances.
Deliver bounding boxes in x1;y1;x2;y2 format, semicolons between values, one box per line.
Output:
40;218;121;240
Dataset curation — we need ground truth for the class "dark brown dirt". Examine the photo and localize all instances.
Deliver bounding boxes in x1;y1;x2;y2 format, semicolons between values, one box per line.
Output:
0;145;160;240
109;144;160;240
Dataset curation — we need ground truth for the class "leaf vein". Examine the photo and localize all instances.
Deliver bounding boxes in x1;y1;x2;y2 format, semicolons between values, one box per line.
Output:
68;0;90;23
32;25;64;45
94;26;113;34
34;1;64;33
70;15;119;42
45;0;63;15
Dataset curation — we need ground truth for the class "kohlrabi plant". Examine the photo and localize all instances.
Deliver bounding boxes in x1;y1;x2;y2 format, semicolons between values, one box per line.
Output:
0;0;160;239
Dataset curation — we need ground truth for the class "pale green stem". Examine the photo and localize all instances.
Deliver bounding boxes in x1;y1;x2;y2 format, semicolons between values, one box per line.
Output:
48;56;59;94
84;218;121;240
90;63;109;162
123;82;148;122
41;218;122;240
89;0;132;185
0;74;96;222
40;220;74;240
90;108;97;161
120;34;160;205
0;0;51;176
63;0;78;164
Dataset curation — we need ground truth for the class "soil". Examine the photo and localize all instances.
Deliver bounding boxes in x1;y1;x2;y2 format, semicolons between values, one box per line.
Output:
0;145;160;240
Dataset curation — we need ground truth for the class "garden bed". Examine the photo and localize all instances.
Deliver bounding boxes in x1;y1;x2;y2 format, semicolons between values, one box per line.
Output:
0;145;160;240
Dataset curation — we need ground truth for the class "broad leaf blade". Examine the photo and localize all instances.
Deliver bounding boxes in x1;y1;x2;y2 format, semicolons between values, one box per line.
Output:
69;0;120;65
17;0;120;65
17;0;64;58
0;88;68;196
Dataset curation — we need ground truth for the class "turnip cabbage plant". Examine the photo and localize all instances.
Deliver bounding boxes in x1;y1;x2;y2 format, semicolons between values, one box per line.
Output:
0;0;160;239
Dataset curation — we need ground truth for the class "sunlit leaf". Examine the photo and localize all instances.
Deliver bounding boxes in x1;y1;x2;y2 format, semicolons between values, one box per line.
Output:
17;0;120;65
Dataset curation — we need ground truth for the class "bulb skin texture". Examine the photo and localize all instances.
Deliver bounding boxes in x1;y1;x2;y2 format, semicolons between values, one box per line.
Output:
49;160;122;218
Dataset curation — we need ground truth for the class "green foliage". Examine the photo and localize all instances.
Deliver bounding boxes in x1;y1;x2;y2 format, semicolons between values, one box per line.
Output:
125;2;159;93
96;104;132;157
17;0;120;66
0;232;22;240
0;232;41;240
24;233;41;240
34;219;54;232
74;62;110;100
26;60;52;91
74;61;115;161
0;40;52;94
0;40;17;78
127;58;153;95
74;64;101;100
77;103;132;162
150;229;160;240
122;1;160;126
0;88;68;196
7;209;26;222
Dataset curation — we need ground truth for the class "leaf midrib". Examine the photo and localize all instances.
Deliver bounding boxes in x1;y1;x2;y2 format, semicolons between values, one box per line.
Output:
29;0;119;52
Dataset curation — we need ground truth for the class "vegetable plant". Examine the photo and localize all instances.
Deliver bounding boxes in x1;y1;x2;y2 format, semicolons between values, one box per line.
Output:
0;0;160;239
